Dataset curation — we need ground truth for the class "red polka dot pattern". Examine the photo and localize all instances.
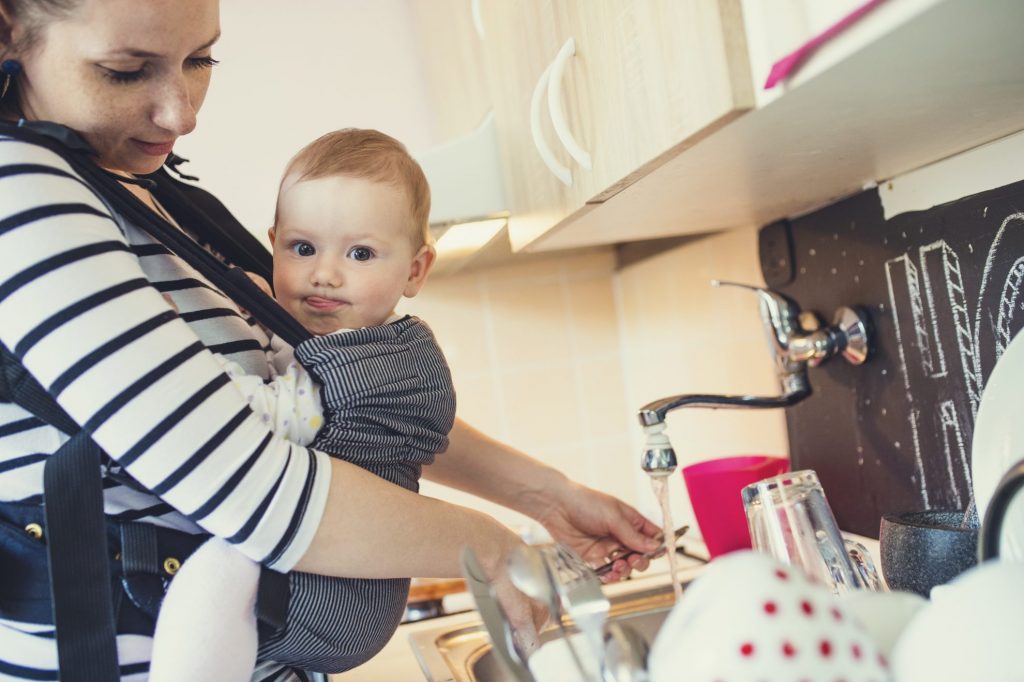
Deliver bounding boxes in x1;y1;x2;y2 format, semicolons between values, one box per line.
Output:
646;554;893;681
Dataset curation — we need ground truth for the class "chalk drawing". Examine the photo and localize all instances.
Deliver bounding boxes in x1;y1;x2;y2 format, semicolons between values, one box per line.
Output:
938;400;971;508
973;213;1024;379
908;408;929;507
918;242;950;378
885;256;915;393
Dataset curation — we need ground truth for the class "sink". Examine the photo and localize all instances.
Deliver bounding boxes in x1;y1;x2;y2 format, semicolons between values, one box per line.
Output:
409;565;704;682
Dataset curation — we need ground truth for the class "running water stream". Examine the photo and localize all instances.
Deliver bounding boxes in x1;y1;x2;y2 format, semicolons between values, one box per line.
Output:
650;475;684;602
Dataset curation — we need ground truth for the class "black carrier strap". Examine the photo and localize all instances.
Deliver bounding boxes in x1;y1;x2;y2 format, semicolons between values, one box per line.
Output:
0;121;310;680
43;432;121;682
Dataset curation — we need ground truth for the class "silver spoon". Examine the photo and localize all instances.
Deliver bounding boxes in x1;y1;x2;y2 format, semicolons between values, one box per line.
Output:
507;545;592;679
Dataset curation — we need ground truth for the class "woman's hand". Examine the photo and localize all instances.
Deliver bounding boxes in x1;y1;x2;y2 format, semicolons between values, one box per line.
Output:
426;419;663;582
474;524;549;657
535;480;662;583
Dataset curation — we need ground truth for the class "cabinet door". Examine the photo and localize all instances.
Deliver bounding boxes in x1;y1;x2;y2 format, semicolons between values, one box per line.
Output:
554;0;755;210
410;0;492;141
478;0;577;250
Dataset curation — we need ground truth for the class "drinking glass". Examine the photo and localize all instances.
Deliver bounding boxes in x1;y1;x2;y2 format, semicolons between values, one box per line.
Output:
742;470;882;594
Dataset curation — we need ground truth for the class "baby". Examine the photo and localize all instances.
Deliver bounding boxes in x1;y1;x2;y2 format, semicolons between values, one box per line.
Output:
149;129;454;679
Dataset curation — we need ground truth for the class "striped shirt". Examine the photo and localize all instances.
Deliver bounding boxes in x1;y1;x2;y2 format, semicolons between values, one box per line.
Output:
259;316;456;672
0;136;331;680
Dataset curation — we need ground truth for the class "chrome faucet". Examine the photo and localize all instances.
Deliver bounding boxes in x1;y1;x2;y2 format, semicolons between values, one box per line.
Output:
638;280;871;475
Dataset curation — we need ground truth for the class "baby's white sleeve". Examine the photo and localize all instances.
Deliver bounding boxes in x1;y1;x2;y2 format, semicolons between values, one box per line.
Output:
216;355;323;446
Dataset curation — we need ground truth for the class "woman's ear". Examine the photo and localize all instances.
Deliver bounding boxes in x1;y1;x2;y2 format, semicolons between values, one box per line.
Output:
403;244;436;298
0;2;20;50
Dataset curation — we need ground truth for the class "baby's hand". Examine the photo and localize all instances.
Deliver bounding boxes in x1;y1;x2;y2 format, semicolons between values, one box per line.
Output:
245;271;273;297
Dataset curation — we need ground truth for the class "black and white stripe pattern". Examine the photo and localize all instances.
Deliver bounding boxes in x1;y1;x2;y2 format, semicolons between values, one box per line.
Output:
258;317;456;672
296;315;456;491
0;137;330;679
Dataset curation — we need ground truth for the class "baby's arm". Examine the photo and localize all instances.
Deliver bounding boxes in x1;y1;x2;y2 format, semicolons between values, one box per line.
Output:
216;352;323;446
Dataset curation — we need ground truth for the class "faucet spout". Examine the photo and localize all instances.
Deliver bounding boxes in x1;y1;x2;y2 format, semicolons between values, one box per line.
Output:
637;384;810;427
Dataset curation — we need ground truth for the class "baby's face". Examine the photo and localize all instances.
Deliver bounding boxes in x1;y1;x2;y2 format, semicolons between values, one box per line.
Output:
270;175;430;335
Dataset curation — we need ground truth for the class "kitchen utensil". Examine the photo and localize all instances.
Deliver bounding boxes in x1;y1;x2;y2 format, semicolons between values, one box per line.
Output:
527;633;600;682
647;551;891;682
593;525;690;577
602;622;649;682
507;545;589;680
972;329;1024;560
742;469;882;593
683;455;789;557
891;560;1024;681
541;544;610;671
878;510;977;597
461;547;535;682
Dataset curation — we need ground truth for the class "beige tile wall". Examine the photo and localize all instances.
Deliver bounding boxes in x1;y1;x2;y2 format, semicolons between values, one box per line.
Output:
398;226;790;538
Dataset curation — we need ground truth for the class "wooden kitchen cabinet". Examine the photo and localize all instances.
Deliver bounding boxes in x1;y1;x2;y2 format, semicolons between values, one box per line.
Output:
415;0;1023;258
529;0;1024;252
552;1;754;209
478;0;755;251
476;0;576;248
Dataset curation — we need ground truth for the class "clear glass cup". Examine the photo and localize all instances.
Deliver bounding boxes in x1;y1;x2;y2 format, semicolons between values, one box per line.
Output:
742;469;883;594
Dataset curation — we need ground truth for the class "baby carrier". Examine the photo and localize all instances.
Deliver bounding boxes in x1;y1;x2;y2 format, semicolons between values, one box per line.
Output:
0;121;330;681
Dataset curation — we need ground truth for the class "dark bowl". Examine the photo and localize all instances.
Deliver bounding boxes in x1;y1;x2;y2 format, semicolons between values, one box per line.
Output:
879;510;978;597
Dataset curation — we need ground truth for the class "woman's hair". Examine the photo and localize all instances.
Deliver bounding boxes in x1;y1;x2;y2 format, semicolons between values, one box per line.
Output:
0;0;81;117
277;128;432;248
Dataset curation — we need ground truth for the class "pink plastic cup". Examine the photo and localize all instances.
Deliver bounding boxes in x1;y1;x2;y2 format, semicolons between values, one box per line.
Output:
682;455;789;558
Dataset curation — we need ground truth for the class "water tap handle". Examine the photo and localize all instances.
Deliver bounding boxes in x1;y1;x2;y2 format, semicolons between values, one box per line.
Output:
710;280;802;351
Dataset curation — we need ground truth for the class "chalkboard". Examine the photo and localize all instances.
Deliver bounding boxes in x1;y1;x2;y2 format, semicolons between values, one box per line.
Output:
762;179;1024;537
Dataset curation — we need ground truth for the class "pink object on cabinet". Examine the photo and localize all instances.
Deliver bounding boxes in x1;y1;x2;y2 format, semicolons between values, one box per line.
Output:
683;455;789;558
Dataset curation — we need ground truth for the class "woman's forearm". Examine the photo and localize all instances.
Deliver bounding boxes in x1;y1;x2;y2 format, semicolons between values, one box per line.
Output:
294;454;520;580
422;418;572;520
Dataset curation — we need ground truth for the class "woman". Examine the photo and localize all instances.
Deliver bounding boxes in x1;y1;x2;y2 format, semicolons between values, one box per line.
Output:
0;0;660;679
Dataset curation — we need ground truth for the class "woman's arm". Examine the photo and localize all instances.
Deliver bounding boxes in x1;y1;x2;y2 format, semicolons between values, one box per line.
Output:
425;419;662;578
0;144;545;644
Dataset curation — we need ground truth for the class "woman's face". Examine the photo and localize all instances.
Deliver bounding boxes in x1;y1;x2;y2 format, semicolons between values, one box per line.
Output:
15;0;220;175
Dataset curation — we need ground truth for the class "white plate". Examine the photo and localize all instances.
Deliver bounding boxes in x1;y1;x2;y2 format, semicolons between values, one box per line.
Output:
971;329;1024;560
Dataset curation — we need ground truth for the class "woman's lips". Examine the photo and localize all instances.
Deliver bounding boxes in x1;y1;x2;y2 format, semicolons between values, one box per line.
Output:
304;296;347;312
133;139;176;156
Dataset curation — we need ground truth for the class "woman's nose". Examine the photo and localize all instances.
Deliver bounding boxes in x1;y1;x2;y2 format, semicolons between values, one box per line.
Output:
152;78;198;137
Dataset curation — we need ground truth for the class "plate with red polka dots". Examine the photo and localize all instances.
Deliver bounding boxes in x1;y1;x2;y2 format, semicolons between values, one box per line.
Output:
648;552;892;682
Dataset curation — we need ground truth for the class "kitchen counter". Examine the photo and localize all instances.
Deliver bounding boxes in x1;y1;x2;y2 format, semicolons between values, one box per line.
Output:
330;535;881;681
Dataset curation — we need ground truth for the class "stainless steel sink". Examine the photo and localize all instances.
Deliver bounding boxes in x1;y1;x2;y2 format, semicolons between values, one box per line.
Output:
409;568;703;682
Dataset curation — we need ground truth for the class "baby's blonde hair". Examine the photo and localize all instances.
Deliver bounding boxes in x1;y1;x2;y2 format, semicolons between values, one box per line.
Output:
276;128;432;247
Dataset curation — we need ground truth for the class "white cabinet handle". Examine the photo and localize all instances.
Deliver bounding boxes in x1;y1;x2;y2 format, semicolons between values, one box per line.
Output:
470;0;485;40
547;37;592;171
530;61;573;186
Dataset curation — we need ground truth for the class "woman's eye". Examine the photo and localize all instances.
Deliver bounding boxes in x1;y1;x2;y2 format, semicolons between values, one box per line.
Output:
290;242;316;257
348;246;374;262
186;55;220;71
101;66;146;84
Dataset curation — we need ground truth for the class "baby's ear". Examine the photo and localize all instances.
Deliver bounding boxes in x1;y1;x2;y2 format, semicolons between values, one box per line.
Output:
266;226;277;248
404;244;436;298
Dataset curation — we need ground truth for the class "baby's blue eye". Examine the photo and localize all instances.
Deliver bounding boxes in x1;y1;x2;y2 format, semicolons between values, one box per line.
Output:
348;246;374;262
291;242;315;257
